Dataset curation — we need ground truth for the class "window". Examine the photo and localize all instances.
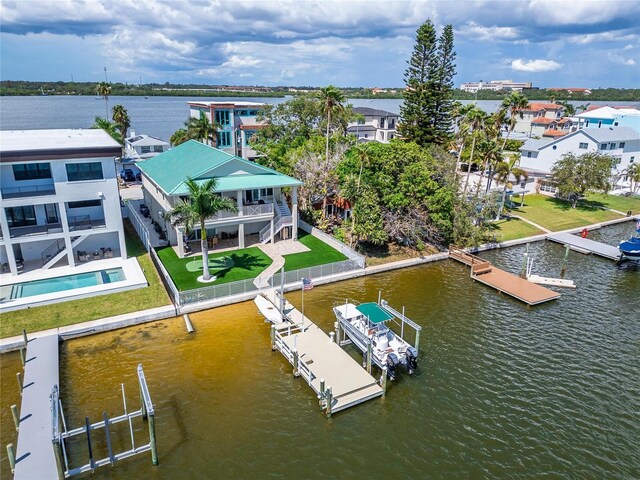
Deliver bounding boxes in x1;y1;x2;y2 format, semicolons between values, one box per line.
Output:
619;142;625;148
215;110;230;125
552;145;557;150
389;119;395;128
631;157;635;163
141;146;151;154
153;146;164;152
600;144;607;150
244;131;255;145
66;162;103;181
585;120;590;127
217;131;231;147
610;143;616;149
12;163;51;180
579;142;588;149
259;188;273;197
68;199;102;209
598;121;602;128
5;206;36;227
527;152;532;157
380;118;385;128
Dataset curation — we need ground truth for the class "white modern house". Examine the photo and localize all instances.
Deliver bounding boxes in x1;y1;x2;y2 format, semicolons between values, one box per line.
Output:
137;140;303;257
124;133;170;161
572;106;640;132
347;107;398;143
519;127;640;189
186;101;266;160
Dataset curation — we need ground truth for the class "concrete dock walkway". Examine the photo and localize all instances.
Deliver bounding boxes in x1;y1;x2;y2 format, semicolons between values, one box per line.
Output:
546;232;621;260
14;334;59;480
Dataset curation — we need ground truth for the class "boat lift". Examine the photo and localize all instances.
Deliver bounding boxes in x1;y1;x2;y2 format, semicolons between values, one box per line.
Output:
50;364;158;478
334;292;421;374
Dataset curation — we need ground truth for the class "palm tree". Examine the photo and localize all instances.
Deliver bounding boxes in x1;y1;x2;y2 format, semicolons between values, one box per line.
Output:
462;106;489;194
186;112;219;146
474;138;502;197
170;128;190;146
493;156;528;218
111;105;130;150
625;163;640;194
319;85;346;217
499;92;528;147
166;178;238;281
91;116;122;145
95;82;111;119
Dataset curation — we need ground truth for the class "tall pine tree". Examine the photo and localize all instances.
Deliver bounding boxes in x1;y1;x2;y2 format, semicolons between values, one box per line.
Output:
432;24;456;146
399;20;456;147
399;19;439;146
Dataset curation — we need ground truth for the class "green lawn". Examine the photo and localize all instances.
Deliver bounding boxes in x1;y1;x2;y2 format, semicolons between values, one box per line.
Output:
488;218;545;242
511;194;624;232
583;193;640;214
283;231;347;270
1;220;171;339
157;246;272;291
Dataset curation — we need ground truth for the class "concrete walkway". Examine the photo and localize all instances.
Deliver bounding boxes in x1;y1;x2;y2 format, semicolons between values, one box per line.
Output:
253;240;310;288
511;214;552;233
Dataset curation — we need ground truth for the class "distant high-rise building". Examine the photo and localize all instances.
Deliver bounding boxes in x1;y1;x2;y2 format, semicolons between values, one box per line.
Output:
460;80;533;93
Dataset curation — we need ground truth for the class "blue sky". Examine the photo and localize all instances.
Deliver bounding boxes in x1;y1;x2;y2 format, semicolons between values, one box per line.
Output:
1;0;639;88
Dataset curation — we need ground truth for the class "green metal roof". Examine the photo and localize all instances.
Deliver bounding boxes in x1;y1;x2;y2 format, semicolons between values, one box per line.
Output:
356;303;394;324
137;140;302;195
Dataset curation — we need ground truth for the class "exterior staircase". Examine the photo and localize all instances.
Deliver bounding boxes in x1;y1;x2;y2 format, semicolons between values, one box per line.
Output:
259;201;293;244
41;235;88;269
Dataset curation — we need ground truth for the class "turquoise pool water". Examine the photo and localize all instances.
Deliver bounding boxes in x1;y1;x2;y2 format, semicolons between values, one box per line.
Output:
5;268;125;300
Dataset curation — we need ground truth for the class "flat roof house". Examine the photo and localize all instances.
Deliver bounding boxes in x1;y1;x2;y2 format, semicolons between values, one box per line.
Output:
187;101;267;160
138;140;303;257
347;107;399;143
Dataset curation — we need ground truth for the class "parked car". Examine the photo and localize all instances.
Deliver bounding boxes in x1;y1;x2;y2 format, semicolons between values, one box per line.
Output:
121;169;135;182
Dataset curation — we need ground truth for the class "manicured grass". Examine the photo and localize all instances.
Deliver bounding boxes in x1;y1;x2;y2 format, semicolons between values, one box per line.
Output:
583;193;640;214
488;218;545;242
157;246;272;291
0;220;171;339
511;194;624;232
283;231;348;270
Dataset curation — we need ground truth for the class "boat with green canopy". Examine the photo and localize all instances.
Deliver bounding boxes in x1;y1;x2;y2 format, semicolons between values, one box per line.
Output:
333;294;421;380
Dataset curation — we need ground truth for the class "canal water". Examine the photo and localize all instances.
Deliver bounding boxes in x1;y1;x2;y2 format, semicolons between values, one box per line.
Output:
1;223;639;479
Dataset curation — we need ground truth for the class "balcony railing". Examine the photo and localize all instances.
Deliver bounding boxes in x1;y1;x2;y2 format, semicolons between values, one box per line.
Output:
1;184;56;199
205;203;273;223
8;216;106;237
68;215;106;231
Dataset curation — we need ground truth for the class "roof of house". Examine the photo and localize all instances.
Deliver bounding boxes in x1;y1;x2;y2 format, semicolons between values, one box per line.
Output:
126;134;170;147
531;117;555;125
575;106;640;120
137;140;302;196
187;101;266;108
526;102;564;112
522;126;640;153
520;138;554;151
352;107;399;117
542;129;568;138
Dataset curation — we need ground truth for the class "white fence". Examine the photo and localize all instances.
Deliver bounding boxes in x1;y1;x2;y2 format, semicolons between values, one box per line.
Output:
178;278;259;306
125;202;151;252
298;219;366;268
271;259;362;287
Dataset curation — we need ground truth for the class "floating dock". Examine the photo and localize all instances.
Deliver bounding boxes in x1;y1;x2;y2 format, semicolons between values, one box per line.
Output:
546;232;621;261
449;248;560;306
14;334;59;480
261;289;383;416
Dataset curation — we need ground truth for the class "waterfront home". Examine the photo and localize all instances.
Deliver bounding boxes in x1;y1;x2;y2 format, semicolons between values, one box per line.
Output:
513;102;565;137
519;126;640;189
530;117;574;138
137;140;303;257
124;132;170;161
347;107;398;143
187;101;266;160
0;129;128;276
572;106;640;132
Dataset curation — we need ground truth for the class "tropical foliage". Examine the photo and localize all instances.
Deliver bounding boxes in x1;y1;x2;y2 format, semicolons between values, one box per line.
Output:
166;178;237;281
91;116;122;145
111;104;130;148
170;111;220;147
550;152;613;208
95;82;111;119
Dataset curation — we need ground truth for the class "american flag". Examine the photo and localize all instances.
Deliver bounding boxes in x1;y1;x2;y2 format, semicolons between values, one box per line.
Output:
302;277;314;291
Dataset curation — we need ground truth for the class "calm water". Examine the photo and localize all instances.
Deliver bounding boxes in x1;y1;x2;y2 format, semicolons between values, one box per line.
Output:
1;222;638;479
2;96;637;144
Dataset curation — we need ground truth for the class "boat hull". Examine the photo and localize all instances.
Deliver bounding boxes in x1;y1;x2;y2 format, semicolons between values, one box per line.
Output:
618;237;640;260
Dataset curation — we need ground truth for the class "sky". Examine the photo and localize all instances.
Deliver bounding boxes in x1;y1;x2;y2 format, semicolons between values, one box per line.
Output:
1;0;639;88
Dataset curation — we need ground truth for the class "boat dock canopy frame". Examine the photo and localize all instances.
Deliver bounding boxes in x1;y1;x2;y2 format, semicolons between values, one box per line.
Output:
355;302;394;324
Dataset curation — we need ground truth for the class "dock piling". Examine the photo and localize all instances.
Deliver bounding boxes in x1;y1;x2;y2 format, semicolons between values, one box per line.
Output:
381;367;388;397
149;412;158;466
103;412;115;466
85;417;95;473
366;341;372;374
334;322;340;344
10;405;19;431
329;332;335;344
292;349;300;377
319;379;326;408
325;387;333;418
16;372;23;395
19;348;25;366
6;443;16;473
561;244;570;278
22;329;28;346
270;325;276;350
521;244;529;278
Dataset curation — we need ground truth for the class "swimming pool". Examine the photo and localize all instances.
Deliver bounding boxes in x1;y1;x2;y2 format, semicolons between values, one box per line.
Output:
2;268;125;300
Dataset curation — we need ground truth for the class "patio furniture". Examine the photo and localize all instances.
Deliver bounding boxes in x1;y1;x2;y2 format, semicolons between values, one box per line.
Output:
104;248;113;258
1;263;8;273
93;251;101;260
78;251;89;262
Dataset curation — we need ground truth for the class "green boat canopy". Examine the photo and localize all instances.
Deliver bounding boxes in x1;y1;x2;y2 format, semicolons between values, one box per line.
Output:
356;302;394;324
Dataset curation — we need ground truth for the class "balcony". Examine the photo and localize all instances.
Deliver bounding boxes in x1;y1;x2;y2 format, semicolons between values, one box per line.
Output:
1;184;56;199
204;202;273;225
8;215;106;238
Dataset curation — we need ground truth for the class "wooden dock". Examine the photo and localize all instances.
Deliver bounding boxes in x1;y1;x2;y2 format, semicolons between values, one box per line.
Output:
449;248;560;306
14;335;59;480
262;289;383;416
546;232;621;260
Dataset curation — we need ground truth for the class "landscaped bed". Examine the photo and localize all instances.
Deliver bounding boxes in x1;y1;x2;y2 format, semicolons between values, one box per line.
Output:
0;220;171;339
510;194;625;232
282;231;347;270
156;246;272;291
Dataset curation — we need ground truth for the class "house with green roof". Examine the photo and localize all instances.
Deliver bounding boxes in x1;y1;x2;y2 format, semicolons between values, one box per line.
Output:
137;140;303;256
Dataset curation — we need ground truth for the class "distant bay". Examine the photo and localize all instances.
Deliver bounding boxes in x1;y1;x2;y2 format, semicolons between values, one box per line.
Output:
1;95;637;143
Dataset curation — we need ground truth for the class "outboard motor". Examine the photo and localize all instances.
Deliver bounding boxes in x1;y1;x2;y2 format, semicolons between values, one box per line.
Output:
386;352;399;381
405;346;418;374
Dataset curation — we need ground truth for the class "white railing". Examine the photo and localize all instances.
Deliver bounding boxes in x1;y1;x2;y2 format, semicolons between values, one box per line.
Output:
260;214;293;243
125;202;151;252
206;203;273;223
298;219;366;268
178;277;259;306
271;259;362;286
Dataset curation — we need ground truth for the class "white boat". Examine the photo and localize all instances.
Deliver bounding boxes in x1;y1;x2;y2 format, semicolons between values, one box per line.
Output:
254;294;283;324
333;298;421;380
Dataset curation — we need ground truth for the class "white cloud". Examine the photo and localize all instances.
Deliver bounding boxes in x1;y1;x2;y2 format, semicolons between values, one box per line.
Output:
511;58;563;72
457;21;519;41
608;53;637;66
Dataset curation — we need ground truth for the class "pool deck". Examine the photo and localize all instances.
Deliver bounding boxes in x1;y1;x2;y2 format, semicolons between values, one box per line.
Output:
14;334;60;480
546;232;621;261
262;289;383;415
